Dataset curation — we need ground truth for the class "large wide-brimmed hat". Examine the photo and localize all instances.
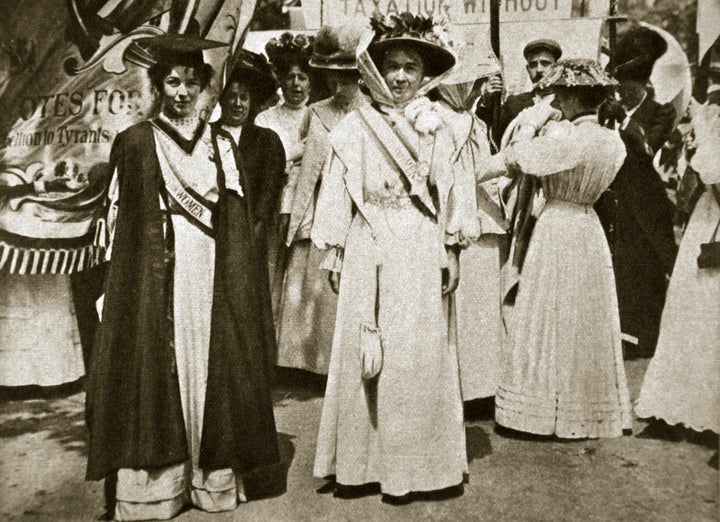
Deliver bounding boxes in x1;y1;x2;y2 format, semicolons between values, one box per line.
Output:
135;19;226;68
310;24;366;70
225;49;279;104
523;39;562;61
367;13;456;77
613;26;668;82
265;32;314;75
535;58;618;91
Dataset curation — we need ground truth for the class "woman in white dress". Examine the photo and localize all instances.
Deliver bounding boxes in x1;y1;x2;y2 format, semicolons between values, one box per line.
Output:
277;24;369;374
0;179;85;387
635;94;720;434
256;33;314;319
479;59;633;439
436;45;508;402
311;13;477;503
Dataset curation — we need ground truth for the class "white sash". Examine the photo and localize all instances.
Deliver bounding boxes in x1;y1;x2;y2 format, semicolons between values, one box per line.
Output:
357;105;436;216
155;144;214;232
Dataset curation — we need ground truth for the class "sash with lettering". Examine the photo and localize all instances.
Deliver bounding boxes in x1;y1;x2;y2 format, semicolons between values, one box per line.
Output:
356;104;437;217
152;121;216;236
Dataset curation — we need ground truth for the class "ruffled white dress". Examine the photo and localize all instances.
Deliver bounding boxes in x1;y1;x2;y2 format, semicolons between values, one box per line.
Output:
495;115;633;439
635;102;720;433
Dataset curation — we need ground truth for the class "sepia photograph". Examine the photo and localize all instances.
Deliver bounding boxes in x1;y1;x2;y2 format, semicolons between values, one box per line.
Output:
0;0;717;520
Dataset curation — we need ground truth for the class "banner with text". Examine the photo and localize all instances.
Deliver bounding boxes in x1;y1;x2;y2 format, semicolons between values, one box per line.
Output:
300;0;607;95
0;0;255;274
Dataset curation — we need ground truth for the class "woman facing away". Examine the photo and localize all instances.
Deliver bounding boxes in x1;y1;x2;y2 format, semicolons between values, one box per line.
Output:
276;24;370;375
311;13;477;503
85;28;280;520
635;81;720;435
436;45;509;403
478;59;633;439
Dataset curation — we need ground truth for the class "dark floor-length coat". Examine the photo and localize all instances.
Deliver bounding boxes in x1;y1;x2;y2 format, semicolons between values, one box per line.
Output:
86;120;281;481
211;121;286;360
595;96;677;358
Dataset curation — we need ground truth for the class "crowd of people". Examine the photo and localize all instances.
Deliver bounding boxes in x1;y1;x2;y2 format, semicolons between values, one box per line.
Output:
1;10;718;521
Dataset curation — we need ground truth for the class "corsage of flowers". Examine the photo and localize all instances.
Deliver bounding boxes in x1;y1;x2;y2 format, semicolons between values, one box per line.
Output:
404;97;444;135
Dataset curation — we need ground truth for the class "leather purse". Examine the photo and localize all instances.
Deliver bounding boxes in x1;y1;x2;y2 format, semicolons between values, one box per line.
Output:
360;265;383;380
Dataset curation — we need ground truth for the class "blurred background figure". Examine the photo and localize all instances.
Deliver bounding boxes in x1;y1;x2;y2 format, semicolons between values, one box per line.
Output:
595;26;677;360
635;48;720;436
0;177;85;389
276;24;369;375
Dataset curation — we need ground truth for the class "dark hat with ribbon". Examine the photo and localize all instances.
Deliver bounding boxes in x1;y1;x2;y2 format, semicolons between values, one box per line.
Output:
135;19;226;68
310;24;366;70
225;49;279;103
367;13;456;77
612;26;667;82
523;39;562;61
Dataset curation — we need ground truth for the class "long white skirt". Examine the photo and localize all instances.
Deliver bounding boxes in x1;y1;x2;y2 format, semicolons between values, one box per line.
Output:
314;207;467;496
276;239;337;374
635;190;720;433
0;272;83;387
455;235;505;401
115;215;245;520
496;200;632;438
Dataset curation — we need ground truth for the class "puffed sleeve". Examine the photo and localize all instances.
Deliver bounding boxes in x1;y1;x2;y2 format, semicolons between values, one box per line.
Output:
310;147;353;272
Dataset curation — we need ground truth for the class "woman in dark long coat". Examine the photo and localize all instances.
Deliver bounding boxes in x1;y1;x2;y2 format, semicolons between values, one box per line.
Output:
85;31;280;520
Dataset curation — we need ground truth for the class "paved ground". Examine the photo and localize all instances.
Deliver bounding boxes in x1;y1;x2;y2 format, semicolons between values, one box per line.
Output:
0;359;717;522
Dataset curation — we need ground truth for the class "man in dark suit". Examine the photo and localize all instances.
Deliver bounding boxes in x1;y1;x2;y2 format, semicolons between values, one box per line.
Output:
477;38;562;146
596;27;677;359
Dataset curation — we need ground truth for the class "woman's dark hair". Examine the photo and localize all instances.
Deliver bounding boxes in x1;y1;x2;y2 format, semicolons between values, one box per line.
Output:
222;74;262;121
555;85;613;110
147;62;214;92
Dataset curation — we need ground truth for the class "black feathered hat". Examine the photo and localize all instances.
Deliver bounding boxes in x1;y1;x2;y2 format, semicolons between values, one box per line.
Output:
613;26;667;82
225;49;279;104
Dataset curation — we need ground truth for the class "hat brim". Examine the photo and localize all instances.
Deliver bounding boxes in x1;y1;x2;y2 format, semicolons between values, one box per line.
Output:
368;37;455;77
136;33;226;66
226;68;279;103
309;59;358;70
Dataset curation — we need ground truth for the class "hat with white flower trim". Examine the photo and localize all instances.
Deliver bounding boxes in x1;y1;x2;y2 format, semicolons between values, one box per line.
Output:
535;58;618;91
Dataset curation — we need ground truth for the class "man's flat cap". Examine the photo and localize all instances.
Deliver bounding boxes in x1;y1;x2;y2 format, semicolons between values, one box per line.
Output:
523;39;562;61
